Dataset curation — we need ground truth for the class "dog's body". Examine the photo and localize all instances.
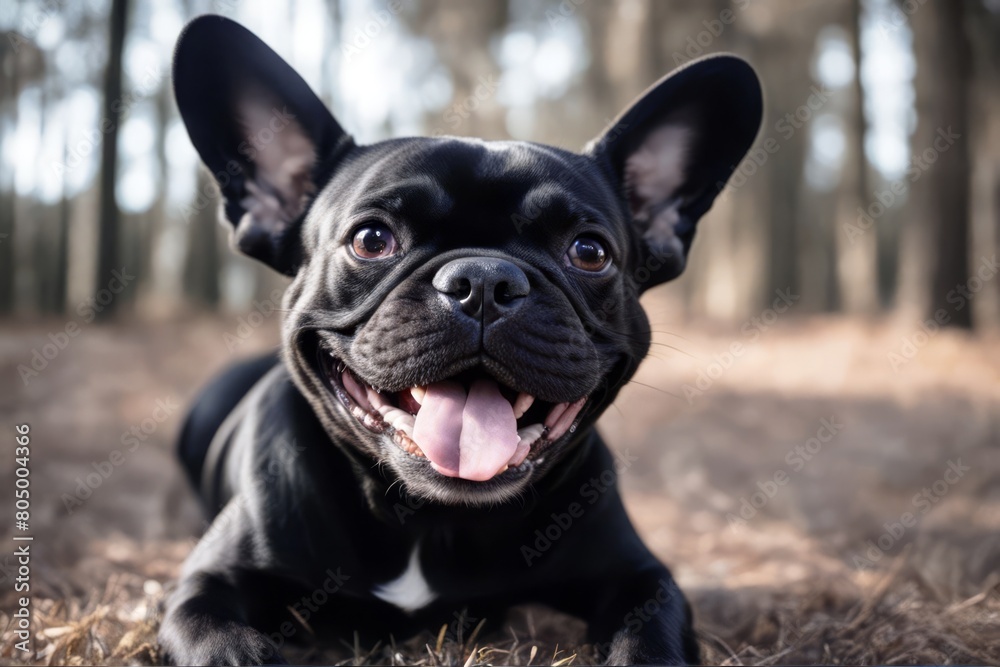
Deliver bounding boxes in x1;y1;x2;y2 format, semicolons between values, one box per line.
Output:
161;16;761;666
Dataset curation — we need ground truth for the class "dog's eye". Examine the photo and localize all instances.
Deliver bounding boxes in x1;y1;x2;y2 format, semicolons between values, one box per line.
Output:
351;223;397;259
566;236;609;272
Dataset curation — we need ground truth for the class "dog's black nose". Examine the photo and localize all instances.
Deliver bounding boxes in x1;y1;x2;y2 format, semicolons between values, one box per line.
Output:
433;257;530;319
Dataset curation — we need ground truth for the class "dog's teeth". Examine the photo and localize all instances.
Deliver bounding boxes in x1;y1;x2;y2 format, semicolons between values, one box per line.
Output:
397;432;414;452
375;403;396;417
395;432;425;457
516;423;545;447
546;397;586;442
512;393;534;419
496;464;509;475
362;412;383;431
342;371;372;410
410;386;425;405
380;406;415;433
544;402;570;428
392;412;415;434
366;386;387;409
336;361;346;373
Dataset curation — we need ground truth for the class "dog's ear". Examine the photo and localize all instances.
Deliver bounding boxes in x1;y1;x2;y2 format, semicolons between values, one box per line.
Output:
173;15;352;275
587;54;762;290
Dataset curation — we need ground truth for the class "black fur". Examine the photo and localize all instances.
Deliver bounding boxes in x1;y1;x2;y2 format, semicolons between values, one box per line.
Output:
161;15;761;665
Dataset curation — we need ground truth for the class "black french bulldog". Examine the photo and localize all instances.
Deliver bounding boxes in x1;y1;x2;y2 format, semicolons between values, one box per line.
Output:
161;15;761;666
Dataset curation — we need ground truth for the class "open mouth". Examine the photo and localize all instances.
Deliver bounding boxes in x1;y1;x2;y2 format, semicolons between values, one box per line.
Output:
318;351;587;482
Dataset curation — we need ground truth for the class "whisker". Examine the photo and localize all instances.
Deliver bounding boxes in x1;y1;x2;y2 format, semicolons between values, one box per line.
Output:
646;328;693;342
625;380;682;401
384;478;403;497
647;342;696;358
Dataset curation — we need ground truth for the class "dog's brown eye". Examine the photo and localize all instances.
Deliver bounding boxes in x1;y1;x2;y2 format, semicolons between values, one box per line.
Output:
351;223;397;259
566;236;609;272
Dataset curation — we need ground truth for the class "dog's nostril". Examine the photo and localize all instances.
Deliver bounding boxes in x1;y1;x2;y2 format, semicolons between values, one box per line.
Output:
494;281;514;305
433;257;529;318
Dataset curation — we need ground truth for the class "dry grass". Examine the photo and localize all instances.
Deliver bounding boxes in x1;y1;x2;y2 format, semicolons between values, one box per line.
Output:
1;310;999;665
4;557;998;665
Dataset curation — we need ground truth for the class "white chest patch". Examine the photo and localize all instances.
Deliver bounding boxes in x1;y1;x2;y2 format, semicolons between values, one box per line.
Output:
372;546;438;613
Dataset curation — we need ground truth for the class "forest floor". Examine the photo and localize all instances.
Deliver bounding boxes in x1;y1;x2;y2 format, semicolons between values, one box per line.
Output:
1;308;999;665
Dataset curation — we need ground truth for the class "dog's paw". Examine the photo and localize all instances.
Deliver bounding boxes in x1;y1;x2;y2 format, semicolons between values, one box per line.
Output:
159;626;287;666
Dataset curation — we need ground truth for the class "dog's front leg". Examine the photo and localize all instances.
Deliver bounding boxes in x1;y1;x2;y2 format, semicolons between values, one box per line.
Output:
586;567;699;666
158;570;286;666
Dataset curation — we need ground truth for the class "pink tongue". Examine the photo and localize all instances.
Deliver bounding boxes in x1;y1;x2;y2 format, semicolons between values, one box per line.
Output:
411;378;519;481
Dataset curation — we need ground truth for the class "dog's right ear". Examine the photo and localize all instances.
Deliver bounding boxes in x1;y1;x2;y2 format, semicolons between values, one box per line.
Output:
173;15;352;275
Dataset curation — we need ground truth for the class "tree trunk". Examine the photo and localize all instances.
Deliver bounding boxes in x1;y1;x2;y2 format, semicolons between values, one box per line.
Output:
0;42;20;315
94;0;129;320
965;0;1000;329
55;140;71;313
834;0;878;314
903;0;972;328
183;169;222;308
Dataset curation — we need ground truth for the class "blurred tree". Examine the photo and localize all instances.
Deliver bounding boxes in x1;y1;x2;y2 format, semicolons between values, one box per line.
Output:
94;0;130;320
183;169;222;308
54;124;71;313
834;0;879;315
34;58;71;314
902;0;972;328
410;0;509;139
966;0;1000;328
0;41;19;315
0;0;996;329
740;1;835;312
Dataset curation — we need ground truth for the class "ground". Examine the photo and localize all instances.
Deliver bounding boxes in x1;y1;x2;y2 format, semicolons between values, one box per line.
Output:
0;301;998;665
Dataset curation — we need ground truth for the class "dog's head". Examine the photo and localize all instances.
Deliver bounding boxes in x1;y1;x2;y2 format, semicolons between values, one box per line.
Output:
173;16;761;506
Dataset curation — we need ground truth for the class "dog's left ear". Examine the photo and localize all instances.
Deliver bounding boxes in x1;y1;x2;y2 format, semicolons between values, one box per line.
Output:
587;54;762;289
173;15;353;275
